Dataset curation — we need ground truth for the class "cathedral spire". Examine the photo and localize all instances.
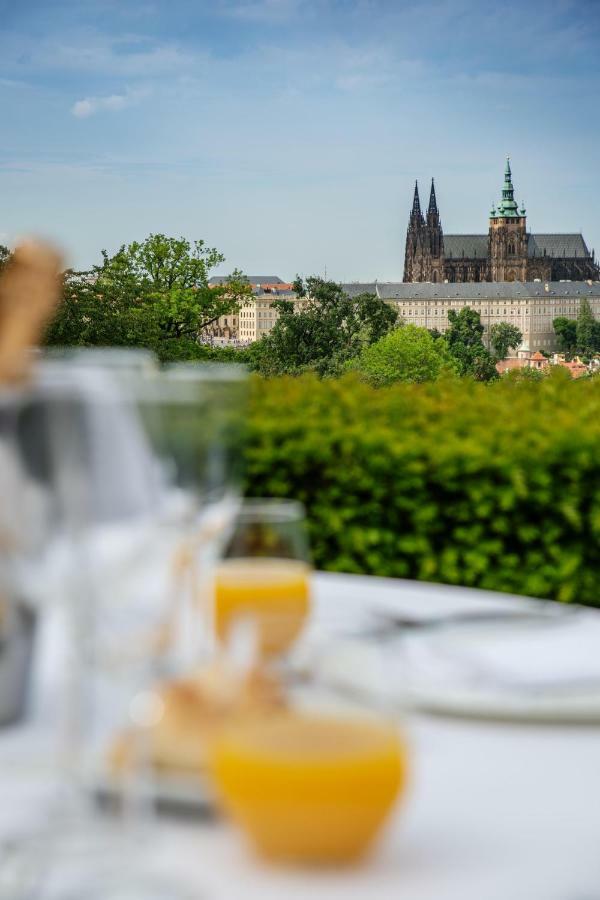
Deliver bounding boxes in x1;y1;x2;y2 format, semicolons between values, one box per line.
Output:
428;178;438;215
493;156;521;218
425;176;443;260
411;181;424;222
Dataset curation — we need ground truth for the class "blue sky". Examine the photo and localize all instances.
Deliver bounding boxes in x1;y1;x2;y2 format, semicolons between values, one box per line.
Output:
1;0;599;280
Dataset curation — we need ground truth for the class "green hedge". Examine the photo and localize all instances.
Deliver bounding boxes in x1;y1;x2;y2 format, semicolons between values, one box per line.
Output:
244;370;600;604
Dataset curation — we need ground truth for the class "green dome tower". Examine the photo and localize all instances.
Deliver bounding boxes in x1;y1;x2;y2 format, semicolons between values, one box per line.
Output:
489;157;528;281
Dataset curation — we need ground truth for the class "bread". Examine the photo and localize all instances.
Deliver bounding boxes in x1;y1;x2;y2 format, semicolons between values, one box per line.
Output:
109;664;285;777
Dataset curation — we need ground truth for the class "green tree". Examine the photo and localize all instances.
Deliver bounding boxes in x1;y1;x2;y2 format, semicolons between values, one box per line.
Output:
576;298;596;356
350;324;456;386
444;307;497;380
489;322;523;360
251;277;398;377
501;366;544;383
45;235;252;359
593;321;600;355
94;235;249;341
552;317;577;356
0;245;10;270
100;234;222;291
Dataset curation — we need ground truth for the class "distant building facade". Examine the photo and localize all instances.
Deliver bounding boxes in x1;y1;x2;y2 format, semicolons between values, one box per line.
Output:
404;159;599;284
205;276;304;343
342;281;600;354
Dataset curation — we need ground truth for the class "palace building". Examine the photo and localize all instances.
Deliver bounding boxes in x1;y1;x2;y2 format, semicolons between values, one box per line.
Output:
205;276;304;344
342;280;600;354
404;159;599;284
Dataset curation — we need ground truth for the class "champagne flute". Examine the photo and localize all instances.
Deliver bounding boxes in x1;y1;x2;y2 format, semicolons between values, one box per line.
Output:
214;499;312;661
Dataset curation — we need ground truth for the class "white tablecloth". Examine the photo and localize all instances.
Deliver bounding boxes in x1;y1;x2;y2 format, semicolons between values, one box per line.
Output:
2;572;600;900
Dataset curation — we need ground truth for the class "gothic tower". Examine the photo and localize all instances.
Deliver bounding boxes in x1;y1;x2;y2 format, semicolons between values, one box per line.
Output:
403;182;426;282
425;178;444;283
489;158;528;282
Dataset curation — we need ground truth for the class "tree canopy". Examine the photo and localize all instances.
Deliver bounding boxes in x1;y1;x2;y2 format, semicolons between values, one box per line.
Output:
444;307;497;380
576;298;598;357
349;324;457;386
489;322;523;360
250;277;398;377
553;317;577;356
553;307;600;358
45;234;252;360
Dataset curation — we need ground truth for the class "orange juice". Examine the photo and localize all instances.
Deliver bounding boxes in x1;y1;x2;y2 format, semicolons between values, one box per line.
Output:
214;558;311;657
211;712;407;865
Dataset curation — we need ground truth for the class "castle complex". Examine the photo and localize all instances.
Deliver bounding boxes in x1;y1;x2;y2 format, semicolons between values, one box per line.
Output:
206;159;599;355
404;160;599;284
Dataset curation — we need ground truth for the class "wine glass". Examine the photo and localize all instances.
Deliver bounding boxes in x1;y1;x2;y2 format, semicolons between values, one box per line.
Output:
0;356;201;899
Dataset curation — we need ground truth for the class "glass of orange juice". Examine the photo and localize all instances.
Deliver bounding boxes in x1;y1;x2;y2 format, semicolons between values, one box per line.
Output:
209;661;409;867
213;499;311;659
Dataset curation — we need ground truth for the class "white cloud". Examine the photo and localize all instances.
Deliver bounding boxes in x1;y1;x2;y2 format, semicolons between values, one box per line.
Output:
72;98;95;117
71;88;147;118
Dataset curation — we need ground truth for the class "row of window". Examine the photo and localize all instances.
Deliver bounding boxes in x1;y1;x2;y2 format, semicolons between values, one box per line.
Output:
397;301;586;312
399;305;597;317
401;308;529;316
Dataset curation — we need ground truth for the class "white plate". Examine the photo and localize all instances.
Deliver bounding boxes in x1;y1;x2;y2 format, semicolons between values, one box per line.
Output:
396;615;600;723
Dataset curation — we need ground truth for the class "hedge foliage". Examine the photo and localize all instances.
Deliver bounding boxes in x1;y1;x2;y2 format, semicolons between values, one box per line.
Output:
244;369;600;604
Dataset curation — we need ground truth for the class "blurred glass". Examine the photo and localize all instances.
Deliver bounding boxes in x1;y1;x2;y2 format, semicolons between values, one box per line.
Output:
209;643;409;867
0;353;243;899
44;346;158;374
0;386;52;727
214;500;312;659
142;362;247;516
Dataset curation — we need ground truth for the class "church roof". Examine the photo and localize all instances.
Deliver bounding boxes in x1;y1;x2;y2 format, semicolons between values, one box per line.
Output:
527;234;591;258
343;283;378;297
341;282;600;301
441;233;592;260
443;235;488;258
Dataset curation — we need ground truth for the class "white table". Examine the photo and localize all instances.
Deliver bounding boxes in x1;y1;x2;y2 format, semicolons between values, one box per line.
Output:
3;573;600;900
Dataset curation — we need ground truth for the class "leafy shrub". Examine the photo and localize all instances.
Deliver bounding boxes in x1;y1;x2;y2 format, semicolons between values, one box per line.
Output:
245;368;600;604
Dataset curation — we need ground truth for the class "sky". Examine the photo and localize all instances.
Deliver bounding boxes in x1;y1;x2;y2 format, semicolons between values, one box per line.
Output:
1;0;599;281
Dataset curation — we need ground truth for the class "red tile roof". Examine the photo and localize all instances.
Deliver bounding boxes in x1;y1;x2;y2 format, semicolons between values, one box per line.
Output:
496;358;529;373
559;360;588;379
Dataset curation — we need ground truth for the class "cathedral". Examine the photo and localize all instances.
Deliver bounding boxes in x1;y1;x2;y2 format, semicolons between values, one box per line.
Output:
403;159;599;284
